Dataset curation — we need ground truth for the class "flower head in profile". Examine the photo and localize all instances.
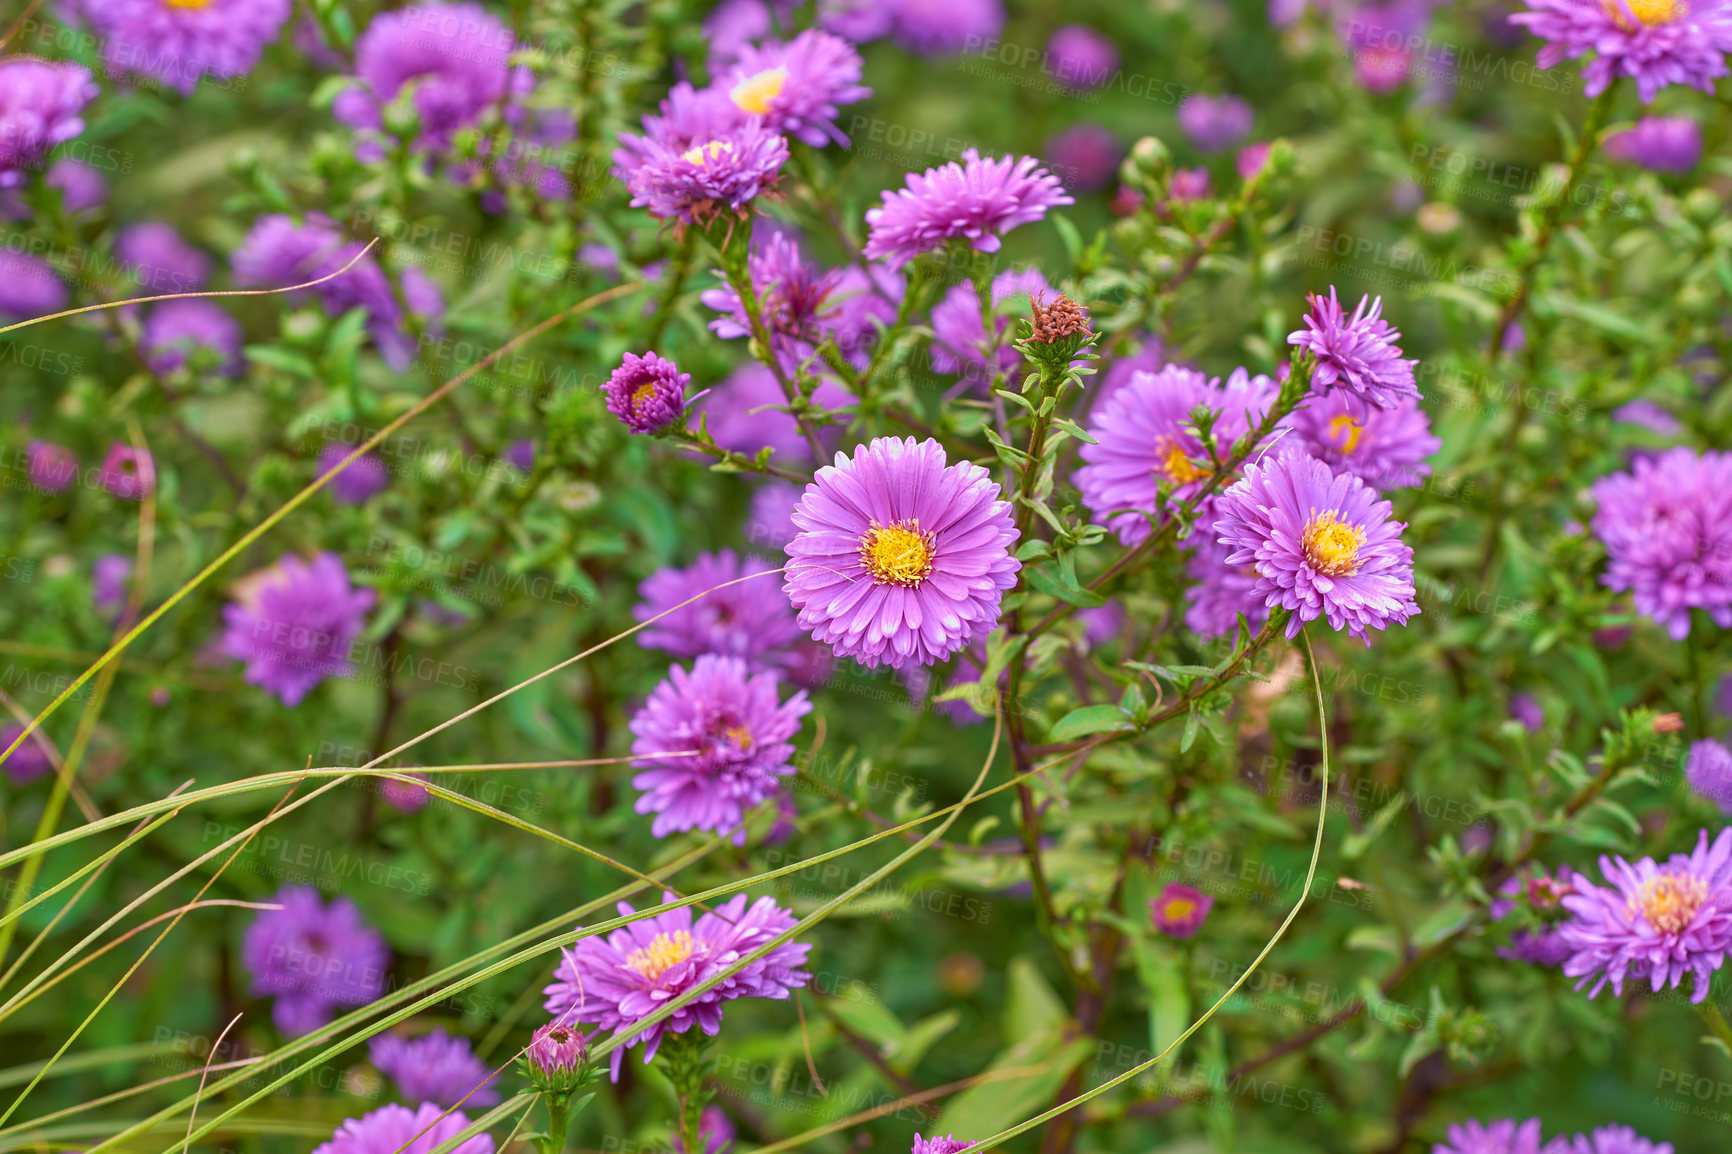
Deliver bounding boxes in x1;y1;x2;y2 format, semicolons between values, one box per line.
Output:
1541;1124;1674;1154
26;441;77;493
1686;739;1732;812
523;1019;588;1092
604;351;691;434
613;83;789;226
911;1133;976;1154
543;892;812;1078
220;552;376;707
1184;531;1269;640
928;267;1052;389
1432;1117;1545;1154
863;150;1072;268
1150;883;1215;938
633;551;802;670
1605;115;1703;171
1043;124;1123;194
1289;392;1440;490
1046;25;1118;89
720;29;870;146
86;0;290;96
93;553;132;621
0;723;53;786
243;885;389;1034
1559;827;1732;1003
1214;450;1419;643
369;1029;500;1108
0;60;98;188
141;301;244;377
1288;288;1421;411
312;1102;493;1154
97;444;155;501
1176;94;1253;153
629;654;811;843
1588;447;1732;639
784;437;1020;669
1510;0;1732;102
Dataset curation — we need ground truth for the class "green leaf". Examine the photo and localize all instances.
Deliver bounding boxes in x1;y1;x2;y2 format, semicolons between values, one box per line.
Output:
1026;563;1107;608
1048;704;1134;743
1005;955;1068;1042
936;1030;1092;1140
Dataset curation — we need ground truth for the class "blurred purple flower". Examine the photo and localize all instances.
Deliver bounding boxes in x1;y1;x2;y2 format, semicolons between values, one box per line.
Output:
700;232;847;365
1687;739;1732;812
697;363;853;463
1236;142;1274;181
1176;94;1253;153
504;438;536;472
0;60;97;189
928;267;1051;389
141;300;244;376
1611;398;1681;436
1605;116;1702;172
1511;0;1732;102
116;221;212;294
747;481;802;555
1509;693;1545;733
1044;124;1122;194
0;723;53;785
317;443;391;505
220;552;376;707
1289;392;1440;490
1184;532;1270;640
97;443;154;500
92;553;132;620
368;1029;500;1108
1542;1124;1673;1154
673;1106;737;1154
89;0;290;95
1433;1118;1545;1154
1167;167;1211;201
26;441;77;492
633;550;803;670
312;1102;492;1154
863;149;1072;268
0;157;107;218
887;0;1003;54
1150;883;1215;938
0;251;68;320
243;884;389;1034
1046;25;1118;89
1589;447;1732;640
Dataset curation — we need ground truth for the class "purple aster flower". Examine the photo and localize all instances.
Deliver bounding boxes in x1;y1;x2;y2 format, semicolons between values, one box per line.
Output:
705;0;799;68
1541;1125;1673;1154
1289;287;1421;410
1433;1118;1545;1154
1588;447;1732;639
928;267;1052;390
243;884;390;1034
1613;398;1682;435
524;1019;588;1084
747;482;802;555
1150;883;1215;937
1289;392;1440;490
92;553;132;620
1167;167;1212;202
1214;450;1420;643
887;0;1003;53
504;438;536;473
1510;692;1545;733
1511;0;1732;101
334;2;523;160
1341;1;1431;92
613;82;790;227
604;351;690;434
1605;115;1702;171
1074;364;1279;547
1559;826;1732;1003
141;300;244;376
0;60;97;189
819;0;896;43
1185;531;1271;640
911;1137;976;1154
1236;142;1274;181
633;550;803;669
543;892;812;1078
674;1106;737;1154
1046;25;1119;89
1687;739;1732;811
317;443;391;505
97;443;154;500
0;157;108;218
863;150;1073;268
368;1029;500;1108
1043;125;1122;195
312;1102;493;1154
1079;603;1124;650
220;552;377;707
90;0;289;95
699;233;847;365
1090;337;1170;414
629;654;811;843
0;723;54;785
697;363;854;463
783;436;1020;669
116;222;212;294
1176;94;1254;154
720;29;871;147
26;441;77;492
381;774;432;813
0;251;67;320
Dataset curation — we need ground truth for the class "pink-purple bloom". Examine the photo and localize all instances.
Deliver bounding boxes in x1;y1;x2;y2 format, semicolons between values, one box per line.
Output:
1150;882;1215;938
632;550;803;670
93;553;132;620
543;892;812;1078
699;233;848;366
525;1020;587;1081
719;29;870;146
220;552;377;707
86;0;290;95
311;1102;493;1154
628;654;811;843
1433;1118;1545;1154
886;0;1004;54
928;267;1052;389
1686;738;1732;811
1289;288;1421;411
317;443;392;505
1214;450;1420;643
1559;827;1732;1003
97;443;154;500
1046;25;1119;89
697;363;853;463
783;436;1020;669
1588;447;1732;639
613;83;789;226
0;157;106;218
1043;125;1123;194
368;1029;500;1108
0;723;53;785
0;60;98;189
605;351;690;434
26;441;77;492
116;222;212;294
140;300;244;376
1184;532;1270;640
911;1137;976;1154
863;150;1073;268
242;884;390;1034
1289;392;1440;490
0;251;68;320
1511;0;1732;101
1542;1125;1673;1154
1604;115;1703;171
1176;94;1254;153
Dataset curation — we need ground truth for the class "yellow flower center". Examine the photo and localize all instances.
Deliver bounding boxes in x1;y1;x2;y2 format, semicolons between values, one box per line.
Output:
1156;438;1209;485
630;382;658;414
1162;898;1197;921
1602;0;1684;28
1301;511;1366;577
731;68;787;115
165;0;213;7
625;931;698;981
860;520;935;587
721;723;752;749
1633;873;1706;934
681;140;734;166
1327;414;1365;454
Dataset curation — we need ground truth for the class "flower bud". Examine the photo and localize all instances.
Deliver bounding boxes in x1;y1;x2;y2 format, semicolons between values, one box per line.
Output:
523;1021;588;1094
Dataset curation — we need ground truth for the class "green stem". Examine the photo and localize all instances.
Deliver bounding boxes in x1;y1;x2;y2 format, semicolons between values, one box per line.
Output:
1698;1000;1732;1056
540;1093;570;1154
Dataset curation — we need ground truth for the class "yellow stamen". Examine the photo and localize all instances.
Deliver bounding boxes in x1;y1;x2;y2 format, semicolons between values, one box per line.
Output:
1327;414;1365;454
1163;899;1197;921
721;724;752;749
630;382;658;415
625;931;698;981
681;140;734;166
860;520;935;587
1301;511;1366;577
1157;438;1209;485
1602;0;1684;29
730;68;788;115
165;0;214;7
1633;873;1706;935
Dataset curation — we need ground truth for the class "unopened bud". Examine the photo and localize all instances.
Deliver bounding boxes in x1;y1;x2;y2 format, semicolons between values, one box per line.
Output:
1652;712;1684;734
524;1021;588;1093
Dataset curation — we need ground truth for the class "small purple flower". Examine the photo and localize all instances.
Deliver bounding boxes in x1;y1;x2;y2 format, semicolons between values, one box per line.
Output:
1043;125;1122;194
673;1106;737;1154
504;438;536;473
0;251;68;320
97;443;154;501
0;723;53;785
1686;739;1732;811
1176;94;1253;154
783;436;1020;669
863;150;1073;268
1612;398;1681;436
1184;532;1270;640
220;552;377;707
721;29;870;147
0;157;108;218
26;441;77;492
93;553;132;620
1511;0;1732;102
381;774;432;813
312;1102;493;1154
1079;603;1124;650
1541;1125;1674;1154
613;82;789;227
1559;826;1732;1003
88;0;290;96
1433;1118;1545;1154
911;1137;976;1154
633;550;802;669
317;443;392;505
1588;447;1732;640
747;482;802;555
243;884;390;1034
697;363;853;463
116;222;212;295
1604;115;1702;172
629;654;811;843
928;267;1052;389
699;233;847;365
1236;142;1274;181
1150;883;1214;938
1046;25;1118;89
887;0;1003;54
524;1020;587;1082
1289;392;1440;490
1289;287;1421;410
1510;693;1545;733
1214;450;1420;643
543;892;812;1078
368;1029;500;1108
1167;167;1211;202
0;60;98;189
141;300;244;376
604;351;690;434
